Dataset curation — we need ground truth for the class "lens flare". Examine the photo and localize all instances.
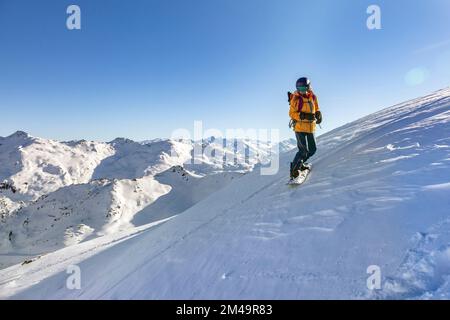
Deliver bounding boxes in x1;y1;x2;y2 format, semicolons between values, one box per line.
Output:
404;67;429;86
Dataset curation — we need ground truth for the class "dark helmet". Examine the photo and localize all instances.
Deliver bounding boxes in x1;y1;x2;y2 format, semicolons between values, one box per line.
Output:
296;77;311;88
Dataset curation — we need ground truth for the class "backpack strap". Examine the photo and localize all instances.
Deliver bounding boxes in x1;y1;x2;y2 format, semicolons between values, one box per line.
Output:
297;95;304;113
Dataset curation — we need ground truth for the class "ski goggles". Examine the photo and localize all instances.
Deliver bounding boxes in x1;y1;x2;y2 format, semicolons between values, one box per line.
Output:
296;86;309;93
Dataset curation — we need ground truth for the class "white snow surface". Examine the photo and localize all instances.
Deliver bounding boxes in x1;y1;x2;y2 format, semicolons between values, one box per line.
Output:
1;135;287;269
1;88;450;299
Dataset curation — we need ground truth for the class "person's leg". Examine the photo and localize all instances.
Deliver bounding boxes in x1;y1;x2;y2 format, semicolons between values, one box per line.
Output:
305;133;317;162
292;132;308;173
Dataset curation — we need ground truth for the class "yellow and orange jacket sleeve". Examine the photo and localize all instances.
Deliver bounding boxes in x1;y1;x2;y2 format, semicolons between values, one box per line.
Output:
313;94;320;112
289;96;300;122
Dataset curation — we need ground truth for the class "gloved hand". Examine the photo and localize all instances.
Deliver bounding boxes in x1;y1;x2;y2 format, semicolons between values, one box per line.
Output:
289;119;296;129
315;111;322;124
300;112;306;120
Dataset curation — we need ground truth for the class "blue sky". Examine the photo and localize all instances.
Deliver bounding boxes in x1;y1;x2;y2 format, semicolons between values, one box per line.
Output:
1;0;449;141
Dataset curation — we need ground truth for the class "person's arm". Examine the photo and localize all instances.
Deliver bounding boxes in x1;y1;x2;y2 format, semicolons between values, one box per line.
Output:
289;97;300;122
313;94;320;112
313;95;323;124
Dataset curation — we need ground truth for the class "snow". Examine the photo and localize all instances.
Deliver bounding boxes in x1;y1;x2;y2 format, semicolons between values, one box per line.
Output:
0;88;450;299
0;135;287;269
380;220;450;300
0;132;115;201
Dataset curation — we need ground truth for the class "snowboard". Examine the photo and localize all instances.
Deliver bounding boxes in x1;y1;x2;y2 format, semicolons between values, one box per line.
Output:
287;166;311;186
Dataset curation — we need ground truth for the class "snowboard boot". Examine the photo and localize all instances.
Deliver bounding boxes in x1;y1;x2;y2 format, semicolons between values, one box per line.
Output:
300;162;312;171
290;162;300;179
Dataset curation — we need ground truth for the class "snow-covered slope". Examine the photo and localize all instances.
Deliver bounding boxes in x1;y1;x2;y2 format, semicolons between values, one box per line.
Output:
1;88;449;299
0;135;288;269
91;138;192;179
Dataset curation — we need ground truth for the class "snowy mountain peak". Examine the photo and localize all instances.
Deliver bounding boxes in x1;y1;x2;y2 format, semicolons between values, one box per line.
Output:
0;131;32;142
7;131;30;139
110;137;135;145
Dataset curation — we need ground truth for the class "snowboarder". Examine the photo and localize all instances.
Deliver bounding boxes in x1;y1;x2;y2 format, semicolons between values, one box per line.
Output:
288;77;322;180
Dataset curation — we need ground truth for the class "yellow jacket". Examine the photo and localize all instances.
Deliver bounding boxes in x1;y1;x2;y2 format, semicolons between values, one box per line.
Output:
289;90;320;133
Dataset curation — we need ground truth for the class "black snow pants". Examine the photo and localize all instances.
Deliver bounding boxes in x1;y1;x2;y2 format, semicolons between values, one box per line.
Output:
292;132;317;172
